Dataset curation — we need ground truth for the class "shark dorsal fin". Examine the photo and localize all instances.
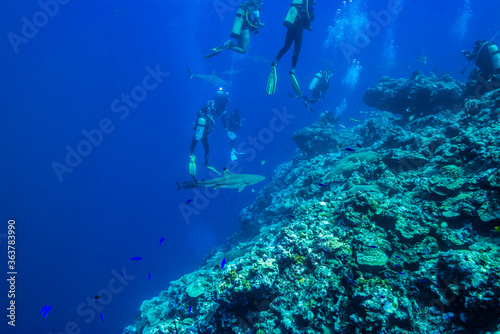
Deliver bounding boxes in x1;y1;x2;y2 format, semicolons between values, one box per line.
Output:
223;168;233;176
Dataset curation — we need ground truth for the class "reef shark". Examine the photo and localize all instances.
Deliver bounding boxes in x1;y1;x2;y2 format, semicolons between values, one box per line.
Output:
187;66;231;87
415;51;427;65
197;169;265;192
223;66;244;76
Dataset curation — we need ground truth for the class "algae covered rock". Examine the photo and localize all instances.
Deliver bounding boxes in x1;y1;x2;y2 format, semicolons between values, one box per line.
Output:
186;279;208;298
357;249;388;271
363;73;464;115
426;164;466;196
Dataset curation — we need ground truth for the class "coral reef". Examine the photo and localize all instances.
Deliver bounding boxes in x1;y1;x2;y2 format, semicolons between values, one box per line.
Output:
363;73;465;116
123;80;500;334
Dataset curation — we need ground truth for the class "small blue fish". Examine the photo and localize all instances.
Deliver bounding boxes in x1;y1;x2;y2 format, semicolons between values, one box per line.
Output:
159;237;165;245
130;257;142;261
188;307;192;315
120;271;125;277
398;272;404;275
148;273;151;280
186;199;193;204
221;258;226;270
100;312;106;324
345;148;355;152
370;245;378;248
420;279;428;283
318;183;328;188
394;255;401;259
40;305;51;321
395;264;401;267
288;215;296;219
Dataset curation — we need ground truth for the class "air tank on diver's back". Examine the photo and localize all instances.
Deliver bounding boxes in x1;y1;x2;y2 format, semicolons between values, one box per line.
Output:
194;117;206;140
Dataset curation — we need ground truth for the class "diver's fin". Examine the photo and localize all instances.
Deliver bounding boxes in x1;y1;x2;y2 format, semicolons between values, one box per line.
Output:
204;40;232;59
205;165;222;175
204;49;224;59
266;65;277;95
303;100;316;114
287;92;301;99
290;71;303;96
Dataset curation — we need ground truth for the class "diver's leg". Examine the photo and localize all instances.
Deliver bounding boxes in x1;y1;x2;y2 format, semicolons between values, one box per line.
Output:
275;28;294;63
201;137;210;165
229;29;250;54
190;137;198;155
291;28;304;69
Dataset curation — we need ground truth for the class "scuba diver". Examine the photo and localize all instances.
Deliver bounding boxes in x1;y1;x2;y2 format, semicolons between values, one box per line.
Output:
204;0;265;59
461;39;500;98
288;69;332;113
226;109;244;161
212;88;230;127
189;101;216;176
266;0;317;95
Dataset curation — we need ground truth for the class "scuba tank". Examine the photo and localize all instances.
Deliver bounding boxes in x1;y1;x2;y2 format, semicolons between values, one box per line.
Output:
284;0;308;27
231;4;246;38
194;117;206;140
308;71;322;91
489;43;500;74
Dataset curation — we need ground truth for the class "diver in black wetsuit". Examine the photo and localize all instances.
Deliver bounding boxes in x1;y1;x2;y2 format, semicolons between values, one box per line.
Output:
461;40;500;98
189;102;215;176
212;89;230;129
266;0;316;96
272;0;316;73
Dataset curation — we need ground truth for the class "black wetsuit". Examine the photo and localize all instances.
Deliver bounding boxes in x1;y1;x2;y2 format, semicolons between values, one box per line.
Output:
275;3;315;68
227;110;242;148
190;106;215;165
212;92;230;128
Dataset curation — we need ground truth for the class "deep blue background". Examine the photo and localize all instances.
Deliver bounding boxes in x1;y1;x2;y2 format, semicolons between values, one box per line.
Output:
1;0;498;333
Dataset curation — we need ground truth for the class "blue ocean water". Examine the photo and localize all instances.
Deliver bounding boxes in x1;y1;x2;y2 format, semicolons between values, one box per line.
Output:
0;0;498;333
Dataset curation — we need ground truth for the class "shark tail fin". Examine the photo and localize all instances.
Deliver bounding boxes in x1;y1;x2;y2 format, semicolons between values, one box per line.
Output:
176;182;182;191
186;66;194;80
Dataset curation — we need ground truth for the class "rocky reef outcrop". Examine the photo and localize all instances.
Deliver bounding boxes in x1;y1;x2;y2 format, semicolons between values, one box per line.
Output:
363;73;465;115
123;80;500;334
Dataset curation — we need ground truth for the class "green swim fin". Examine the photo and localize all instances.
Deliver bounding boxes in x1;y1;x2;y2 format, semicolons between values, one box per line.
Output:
289;70;303;96
266;65;277;95
204;40;232;59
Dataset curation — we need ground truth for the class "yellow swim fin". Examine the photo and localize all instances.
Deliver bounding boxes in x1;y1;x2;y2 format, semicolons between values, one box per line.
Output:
266;65;277;95
205;165;221;176
289;70;303;96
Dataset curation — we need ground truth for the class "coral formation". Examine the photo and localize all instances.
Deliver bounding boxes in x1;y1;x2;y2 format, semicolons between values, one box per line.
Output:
363;73;465;115
123;78;500;334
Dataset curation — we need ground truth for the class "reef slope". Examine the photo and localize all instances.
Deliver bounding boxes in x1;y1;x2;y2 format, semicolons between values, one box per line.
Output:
124;78;500;334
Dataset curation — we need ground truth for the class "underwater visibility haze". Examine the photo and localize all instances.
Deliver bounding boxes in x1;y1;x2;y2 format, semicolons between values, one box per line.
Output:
1;0;500;333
